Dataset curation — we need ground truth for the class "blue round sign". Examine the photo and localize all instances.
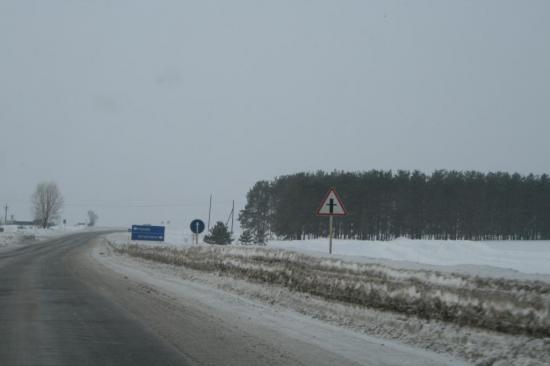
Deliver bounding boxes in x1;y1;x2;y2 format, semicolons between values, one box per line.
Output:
190;219;205;234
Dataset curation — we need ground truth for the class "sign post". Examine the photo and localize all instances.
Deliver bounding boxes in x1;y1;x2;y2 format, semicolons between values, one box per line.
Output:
329;215;334;254
316;188;347;254
190;219;205;244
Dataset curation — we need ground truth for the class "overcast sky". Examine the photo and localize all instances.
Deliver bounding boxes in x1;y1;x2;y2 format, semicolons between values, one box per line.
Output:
1;0;549;227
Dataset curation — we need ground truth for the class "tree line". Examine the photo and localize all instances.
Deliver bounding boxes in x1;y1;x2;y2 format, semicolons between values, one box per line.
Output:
239;170;550;241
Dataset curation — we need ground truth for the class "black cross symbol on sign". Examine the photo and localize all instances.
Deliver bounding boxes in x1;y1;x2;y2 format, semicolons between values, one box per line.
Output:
326;198;337;214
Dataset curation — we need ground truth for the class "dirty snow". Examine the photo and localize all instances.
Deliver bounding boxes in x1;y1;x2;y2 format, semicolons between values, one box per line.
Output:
0;224;95;250
93;238;470;366
107;229;550;279
110;242;550;337
99;237;550;366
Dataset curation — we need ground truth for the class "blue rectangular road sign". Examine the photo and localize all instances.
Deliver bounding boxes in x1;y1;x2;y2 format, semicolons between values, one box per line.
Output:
131;225;165;241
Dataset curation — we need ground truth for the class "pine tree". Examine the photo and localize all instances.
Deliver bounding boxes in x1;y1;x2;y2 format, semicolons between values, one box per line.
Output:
238;181;272;244
204;221;232;245
238;230;254;245
241;170;550;241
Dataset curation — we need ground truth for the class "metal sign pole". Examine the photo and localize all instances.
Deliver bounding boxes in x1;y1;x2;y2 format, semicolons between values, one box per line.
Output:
329;215;333;254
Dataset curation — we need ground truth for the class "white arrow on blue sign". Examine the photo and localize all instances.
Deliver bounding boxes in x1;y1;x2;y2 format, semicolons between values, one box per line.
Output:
190;219;205;234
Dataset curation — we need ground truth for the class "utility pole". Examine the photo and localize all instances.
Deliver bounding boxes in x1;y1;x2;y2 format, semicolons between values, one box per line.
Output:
231;200;235;235
3;204;8;225
207;194;212;231
226;202;234;232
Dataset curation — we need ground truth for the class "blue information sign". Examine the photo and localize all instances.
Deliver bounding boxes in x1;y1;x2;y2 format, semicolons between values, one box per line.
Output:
131;225;165;241
190;219;205;234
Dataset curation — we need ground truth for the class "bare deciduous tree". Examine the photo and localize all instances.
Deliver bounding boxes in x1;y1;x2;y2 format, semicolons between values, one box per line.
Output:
32;182;64;228
87;210;98;226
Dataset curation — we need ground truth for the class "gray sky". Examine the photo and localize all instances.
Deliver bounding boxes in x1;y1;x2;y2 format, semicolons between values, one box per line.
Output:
1;0;549;227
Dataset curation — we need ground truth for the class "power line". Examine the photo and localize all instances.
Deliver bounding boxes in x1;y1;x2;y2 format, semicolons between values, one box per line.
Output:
207;194;212;230
225;200;235;234
1;198;244;217
64;203;204;208
63;200;244;209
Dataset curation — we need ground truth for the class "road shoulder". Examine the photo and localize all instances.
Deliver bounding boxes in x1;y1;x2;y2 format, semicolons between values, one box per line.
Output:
84;238;467;366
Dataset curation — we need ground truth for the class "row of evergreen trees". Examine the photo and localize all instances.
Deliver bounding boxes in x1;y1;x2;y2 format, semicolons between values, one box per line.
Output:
239;170;550;241
203;221;257;245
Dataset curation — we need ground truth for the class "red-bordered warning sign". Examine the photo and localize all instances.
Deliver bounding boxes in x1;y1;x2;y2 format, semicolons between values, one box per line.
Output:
316;188;348;216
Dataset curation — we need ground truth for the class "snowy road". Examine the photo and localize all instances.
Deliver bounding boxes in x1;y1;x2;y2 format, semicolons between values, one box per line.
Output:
0;232;465;365
0;232;185;365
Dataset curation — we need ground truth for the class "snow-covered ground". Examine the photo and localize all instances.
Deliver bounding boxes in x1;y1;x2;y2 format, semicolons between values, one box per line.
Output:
269;238;550;277
109;228;550;277
101;235;550;366
105;229;550;364
0;224;91;249
92;239;468;366
91;243;469;366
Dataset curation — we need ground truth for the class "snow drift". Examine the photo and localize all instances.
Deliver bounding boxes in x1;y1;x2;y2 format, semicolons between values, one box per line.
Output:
112;243;550;337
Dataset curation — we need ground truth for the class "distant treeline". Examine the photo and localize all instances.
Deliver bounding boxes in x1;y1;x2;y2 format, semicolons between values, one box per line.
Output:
239;170;550;241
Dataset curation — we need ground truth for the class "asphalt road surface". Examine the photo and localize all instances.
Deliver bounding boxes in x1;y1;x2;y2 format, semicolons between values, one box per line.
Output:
0;232;462;366
0;232;188;366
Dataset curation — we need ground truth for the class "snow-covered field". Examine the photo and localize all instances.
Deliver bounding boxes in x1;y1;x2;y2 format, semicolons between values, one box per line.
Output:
93;239;467;366
269;238;550;278
109;229;550;278
0;224;90;249
103;232;550;365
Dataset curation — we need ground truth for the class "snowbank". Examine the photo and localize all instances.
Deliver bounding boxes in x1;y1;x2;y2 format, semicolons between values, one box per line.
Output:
268;238;550;276
105;239;550;365
0;224;91;249
111;242;550;338
108;228;550;276
95;241;469;366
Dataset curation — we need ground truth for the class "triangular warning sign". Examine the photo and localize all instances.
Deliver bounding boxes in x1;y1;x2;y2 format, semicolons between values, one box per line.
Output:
317;188;347;216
